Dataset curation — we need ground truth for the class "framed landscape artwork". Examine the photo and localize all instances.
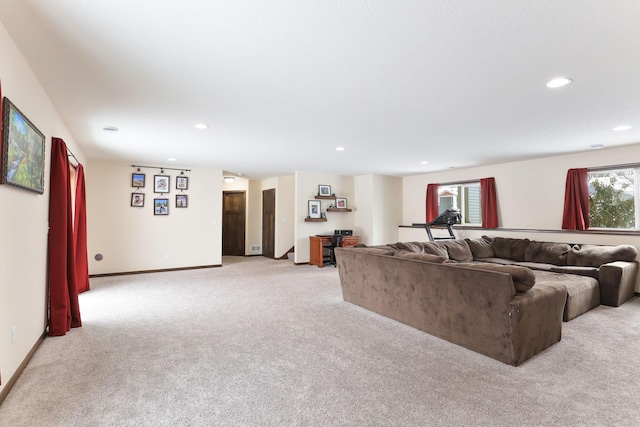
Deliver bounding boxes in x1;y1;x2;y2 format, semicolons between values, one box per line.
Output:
132;173;145;187
1;97;45;194
154;198;169;215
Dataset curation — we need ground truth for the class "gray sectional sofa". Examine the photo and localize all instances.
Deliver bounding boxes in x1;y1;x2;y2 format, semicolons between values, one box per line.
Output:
335;236;638;366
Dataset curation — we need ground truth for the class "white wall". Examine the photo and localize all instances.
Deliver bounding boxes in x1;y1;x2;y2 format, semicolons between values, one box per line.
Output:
87;161;222;274
0;21;85;395
354;174;403;245
275;175;295;258
401;144;640;290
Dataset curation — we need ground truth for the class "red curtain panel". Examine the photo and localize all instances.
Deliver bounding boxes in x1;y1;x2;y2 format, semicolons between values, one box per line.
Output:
425;183;440;222
48;137;82;336
74;164;90;293
480;177;499;228
562;168;590;230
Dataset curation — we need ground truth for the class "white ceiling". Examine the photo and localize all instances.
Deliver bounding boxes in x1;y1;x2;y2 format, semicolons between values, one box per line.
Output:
1;1;639;179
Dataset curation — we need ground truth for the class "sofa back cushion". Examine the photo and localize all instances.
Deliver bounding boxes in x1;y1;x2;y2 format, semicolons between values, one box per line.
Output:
567;244;638;267
491;237;530;261
393;251;448;263
524;241;571;265
389;241;449;258
439;239;474;262
455;262;536;292
464;237;495;259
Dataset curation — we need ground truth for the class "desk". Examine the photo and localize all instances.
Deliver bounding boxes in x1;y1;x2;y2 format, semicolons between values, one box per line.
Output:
309;235;359;267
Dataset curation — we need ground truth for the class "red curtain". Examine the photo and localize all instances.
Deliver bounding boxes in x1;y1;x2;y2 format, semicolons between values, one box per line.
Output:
74;164;90;293
425;183;439;222
48;137;82;336
562;168;590;230
480;177;499;228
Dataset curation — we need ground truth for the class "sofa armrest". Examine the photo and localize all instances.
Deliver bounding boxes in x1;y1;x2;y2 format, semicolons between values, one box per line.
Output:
507;283;566;366
598;261;639;306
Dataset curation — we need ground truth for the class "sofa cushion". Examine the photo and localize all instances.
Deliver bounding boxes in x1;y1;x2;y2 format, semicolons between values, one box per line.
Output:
567;244;638;267
491;237;530;261
524;241;571;265
456;262;536;292
465;237;495;259
439;239;473;262
352;247;397;256
393;251;448;263
388;241;449;258
549;265;599;280
533;271;600;321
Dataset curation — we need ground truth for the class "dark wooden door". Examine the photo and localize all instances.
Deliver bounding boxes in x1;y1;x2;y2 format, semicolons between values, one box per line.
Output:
222;191;246;256
262;189;276;258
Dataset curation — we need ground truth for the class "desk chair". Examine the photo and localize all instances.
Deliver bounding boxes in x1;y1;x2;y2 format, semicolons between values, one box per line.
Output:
326;234;343;267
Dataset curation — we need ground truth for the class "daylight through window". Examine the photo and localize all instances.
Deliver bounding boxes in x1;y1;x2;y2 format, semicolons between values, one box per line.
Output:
438;182;482;225
588;167;639;229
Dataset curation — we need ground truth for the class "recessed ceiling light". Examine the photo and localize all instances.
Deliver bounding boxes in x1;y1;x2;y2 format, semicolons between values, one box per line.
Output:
168;158;176;161
420;161;429;165
335;146;346;151
194;123;209;129
102;126;119;132
613;125;632;131
546;77;573;88
590;144;605;149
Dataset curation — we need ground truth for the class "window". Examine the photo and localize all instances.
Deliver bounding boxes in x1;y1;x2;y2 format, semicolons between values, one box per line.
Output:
588;167;639;229
438;182;482;225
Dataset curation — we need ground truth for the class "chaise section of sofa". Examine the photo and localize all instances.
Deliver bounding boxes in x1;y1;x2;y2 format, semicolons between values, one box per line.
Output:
335;247;567;366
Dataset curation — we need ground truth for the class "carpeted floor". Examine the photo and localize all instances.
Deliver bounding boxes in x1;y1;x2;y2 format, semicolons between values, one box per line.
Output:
1;256;639;426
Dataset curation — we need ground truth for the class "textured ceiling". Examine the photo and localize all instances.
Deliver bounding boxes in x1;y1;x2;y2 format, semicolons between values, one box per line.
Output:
0;1;639;179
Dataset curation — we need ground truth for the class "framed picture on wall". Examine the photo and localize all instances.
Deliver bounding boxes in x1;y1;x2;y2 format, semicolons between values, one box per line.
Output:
176;194;188;208
308;200;321;218
154;175;170;193
132;173;145;187
318;185;331;196
176;176;188;190
336;198;347;209
154;198;169;215
1;97;45;194
131;193;145;207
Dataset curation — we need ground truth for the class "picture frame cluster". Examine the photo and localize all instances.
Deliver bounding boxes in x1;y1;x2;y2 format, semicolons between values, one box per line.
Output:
130;171;189;214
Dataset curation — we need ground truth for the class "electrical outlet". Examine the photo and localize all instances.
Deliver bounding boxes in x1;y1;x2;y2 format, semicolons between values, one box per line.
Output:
11;325;16;344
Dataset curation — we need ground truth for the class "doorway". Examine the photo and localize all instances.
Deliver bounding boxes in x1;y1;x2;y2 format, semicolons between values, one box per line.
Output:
262;189;275;258
222;191;246;256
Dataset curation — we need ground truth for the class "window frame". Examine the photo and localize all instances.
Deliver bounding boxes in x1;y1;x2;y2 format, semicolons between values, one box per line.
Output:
437;181;482;226
587;164;640;231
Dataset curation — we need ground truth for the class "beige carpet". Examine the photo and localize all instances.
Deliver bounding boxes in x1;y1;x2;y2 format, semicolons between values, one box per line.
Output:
1;256;639;426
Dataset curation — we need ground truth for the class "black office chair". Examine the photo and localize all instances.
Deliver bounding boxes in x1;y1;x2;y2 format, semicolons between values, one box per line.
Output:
327;234;343;267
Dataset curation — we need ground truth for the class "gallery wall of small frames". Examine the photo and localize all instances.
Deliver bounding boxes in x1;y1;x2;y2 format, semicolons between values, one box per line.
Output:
130;164;190;215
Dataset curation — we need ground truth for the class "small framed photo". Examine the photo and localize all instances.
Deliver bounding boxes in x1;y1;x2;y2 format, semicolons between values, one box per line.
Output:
176;194;188;208
336;198;347;209
176;176;188;190
318;185;331;196
131;193;145;207
308;200;321;218
132;173;145;188
154;175;170;193
154;198;169;215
